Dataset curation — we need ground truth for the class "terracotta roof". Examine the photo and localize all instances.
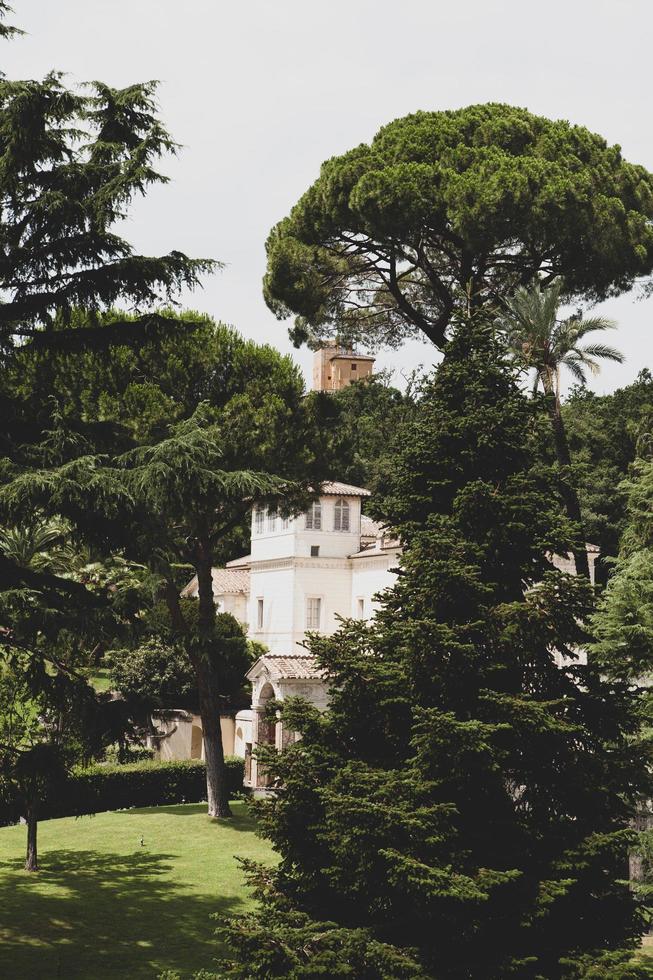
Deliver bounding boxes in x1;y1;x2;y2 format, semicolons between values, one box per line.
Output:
349;541;400;559
226;554;251;568
212;569;250;594
360;515;384;539
319;481;370;497
181;568;250;598
247;654;326;681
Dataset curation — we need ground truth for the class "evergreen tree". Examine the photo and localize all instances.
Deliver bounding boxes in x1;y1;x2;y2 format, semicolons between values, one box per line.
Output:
263;105;653;351
0;2;215;600
592;455;653;684
209;318;652;979
0;323;335;818
496;279;624;580
562;371;653;571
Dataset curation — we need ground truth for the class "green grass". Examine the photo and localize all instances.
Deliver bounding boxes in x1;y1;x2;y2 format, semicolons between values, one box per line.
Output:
0;801;275;980
87;666;113;692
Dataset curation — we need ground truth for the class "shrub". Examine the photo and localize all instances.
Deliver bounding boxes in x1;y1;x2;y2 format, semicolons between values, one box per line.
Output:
0;757;245;825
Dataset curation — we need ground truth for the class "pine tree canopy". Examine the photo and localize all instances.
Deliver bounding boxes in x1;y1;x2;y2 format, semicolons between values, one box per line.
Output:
263;104;653;351
0;39;216;357
215;318;653;980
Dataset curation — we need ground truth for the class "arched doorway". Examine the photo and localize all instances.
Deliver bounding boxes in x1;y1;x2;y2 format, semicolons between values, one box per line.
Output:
255;682;278;788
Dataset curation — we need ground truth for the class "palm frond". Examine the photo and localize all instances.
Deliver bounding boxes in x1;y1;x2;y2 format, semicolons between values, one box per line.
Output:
562;358;588;386
579;343;625;364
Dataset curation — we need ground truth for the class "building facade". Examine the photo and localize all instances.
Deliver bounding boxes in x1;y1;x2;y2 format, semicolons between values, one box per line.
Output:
182;481;399;787
312;342;375;392
176;481;598;790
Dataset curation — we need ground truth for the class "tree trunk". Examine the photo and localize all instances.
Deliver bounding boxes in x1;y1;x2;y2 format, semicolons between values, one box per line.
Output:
195;550;232;819
25;800;38;872
196;658;232;818
543;385;591;581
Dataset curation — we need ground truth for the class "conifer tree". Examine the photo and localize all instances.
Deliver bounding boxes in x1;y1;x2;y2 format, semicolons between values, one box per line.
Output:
0;322;335;818
210;318;652;979
593;455;653;684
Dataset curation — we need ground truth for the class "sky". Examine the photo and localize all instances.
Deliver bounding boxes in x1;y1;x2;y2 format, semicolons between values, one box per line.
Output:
4;0;653;395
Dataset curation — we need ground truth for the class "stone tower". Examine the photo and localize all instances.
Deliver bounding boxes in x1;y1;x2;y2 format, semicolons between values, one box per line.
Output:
312;341;375;392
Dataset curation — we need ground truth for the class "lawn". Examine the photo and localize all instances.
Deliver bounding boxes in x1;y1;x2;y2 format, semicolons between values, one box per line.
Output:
87;666;113;693
0;801;275;980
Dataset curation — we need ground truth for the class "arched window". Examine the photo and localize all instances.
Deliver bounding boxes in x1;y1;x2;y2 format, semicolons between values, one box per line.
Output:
254;507;264;534
334;497;350;532
305;501;322;530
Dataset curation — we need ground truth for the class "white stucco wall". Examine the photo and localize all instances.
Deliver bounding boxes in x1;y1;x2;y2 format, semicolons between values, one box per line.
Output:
249;562;296;653
351;550;400;620
149;712;235;761
291;559;353;642
250;495;362;563
216;591;248;626
234;710;253;757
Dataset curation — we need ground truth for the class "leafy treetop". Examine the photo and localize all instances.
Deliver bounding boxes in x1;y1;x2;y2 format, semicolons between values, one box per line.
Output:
264;103;653;351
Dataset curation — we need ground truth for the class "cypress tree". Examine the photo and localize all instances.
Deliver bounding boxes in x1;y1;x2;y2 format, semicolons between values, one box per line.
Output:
212;318;652;979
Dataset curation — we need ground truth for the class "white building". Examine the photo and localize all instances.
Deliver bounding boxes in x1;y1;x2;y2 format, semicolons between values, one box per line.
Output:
177;480;598;789
182;481;399;787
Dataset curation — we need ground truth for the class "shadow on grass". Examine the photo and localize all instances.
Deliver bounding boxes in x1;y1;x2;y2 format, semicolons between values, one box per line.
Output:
0;846;241;980
120;802;260;831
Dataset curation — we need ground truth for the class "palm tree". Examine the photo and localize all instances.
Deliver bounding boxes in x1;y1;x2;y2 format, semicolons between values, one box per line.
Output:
497;279;624;580
0;518;74;574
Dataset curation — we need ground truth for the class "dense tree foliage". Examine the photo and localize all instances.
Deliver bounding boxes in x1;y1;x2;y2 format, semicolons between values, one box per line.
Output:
0;315;336;816
0;0;220;844
593;455;653;683
329;372;414;488
210;319;651;979
497;279;623;579
264;104;653;351
562;370;653;567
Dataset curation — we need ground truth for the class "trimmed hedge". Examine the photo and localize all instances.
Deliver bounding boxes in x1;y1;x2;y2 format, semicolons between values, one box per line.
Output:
0;757;245;826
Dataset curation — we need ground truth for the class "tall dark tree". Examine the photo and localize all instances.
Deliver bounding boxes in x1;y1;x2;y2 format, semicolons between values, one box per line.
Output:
330;372;415;488
592;454;653;684
209;318;651;979
562;370;653;568
263;104;653;352
0;320;335;817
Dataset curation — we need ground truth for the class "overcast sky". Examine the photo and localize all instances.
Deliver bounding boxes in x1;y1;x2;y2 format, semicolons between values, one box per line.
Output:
4;0;653;394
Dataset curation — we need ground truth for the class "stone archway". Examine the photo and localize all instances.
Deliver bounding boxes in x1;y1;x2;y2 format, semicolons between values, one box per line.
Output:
254;681;278;788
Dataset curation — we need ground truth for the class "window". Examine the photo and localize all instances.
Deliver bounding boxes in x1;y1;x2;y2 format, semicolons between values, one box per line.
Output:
306;597;321;630
351;363;357;371
257;598;264;630
310;545;320;557
357;598;365;619
254;507;264;534
334;497;350;532
305;501;322;530
267;510;277;532
281;516;290;530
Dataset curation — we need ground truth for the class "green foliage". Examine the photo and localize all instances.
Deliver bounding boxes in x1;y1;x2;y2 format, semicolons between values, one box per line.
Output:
563;370;653;562
592;456;653;682
498;279;623;398
0;72;214;363
108;637;197;710
0;757;245;826
214;318;651;979
264;104;653;350
329;372;415;488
